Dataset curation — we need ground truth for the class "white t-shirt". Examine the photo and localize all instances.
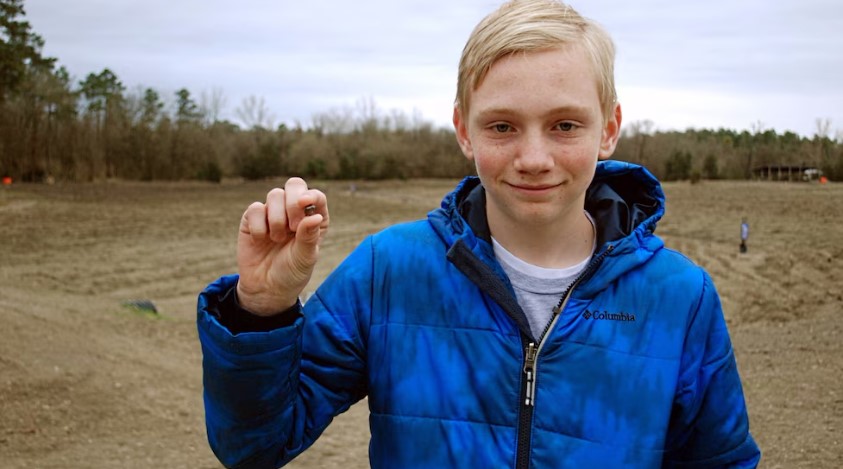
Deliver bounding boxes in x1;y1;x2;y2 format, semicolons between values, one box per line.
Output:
492;213;596;339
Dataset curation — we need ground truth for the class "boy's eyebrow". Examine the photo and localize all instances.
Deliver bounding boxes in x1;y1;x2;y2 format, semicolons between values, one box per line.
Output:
475;105;595;120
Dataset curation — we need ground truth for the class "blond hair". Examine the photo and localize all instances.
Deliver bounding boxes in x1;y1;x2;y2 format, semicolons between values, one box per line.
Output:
456;0;617;121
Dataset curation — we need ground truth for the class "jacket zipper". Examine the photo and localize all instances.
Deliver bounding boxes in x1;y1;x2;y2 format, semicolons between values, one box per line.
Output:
514;245;614;469
523;342;538;406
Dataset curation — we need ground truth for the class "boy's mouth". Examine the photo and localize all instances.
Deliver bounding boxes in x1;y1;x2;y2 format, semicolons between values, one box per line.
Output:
508;182;560;192
506;182;563;199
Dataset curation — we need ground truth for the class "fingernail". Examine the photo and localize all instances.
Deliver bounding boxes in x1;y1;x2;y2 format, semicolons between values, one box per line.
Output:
304;204;316;216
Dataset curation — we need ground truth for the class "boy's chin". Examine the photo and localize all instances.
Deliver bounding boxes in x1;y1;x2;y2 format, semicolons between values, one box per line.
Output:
490;199;581;229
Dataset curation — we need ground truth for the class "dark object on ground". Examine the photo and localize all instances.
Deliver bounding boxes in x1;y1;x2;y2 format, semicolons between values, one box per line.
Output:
122;299;158;314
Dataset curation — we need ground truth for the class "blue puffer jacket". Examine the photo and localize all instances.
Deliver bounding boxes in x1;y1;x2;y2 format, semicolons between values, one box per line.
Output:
198;161;760;468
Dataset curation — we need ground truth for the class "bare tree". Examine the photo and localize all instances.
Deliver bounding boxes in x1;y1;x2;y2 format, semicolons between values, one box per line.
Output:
814;118;833;168
200;87;227;126
744;120;766;179
312;106;355;134
235;95;275;130
411;108;428;131
815;118;831;139
355;96;379;133
388;108;410;132
625;119;654;167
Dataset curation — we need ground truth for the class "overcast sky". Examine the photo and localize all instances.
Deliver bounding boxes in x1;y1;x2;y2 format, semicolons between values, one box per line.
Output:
25;0;843;138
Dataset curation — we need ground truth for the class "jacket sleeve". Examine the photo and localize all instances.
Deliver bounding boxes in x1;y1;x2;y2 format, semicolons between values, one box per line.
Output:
197;238;373;468
663;271;761;468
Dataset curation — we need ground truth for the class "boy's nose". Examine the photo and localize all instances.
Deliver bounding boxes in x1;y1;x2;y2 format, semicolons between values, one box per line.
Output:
513;134;554;174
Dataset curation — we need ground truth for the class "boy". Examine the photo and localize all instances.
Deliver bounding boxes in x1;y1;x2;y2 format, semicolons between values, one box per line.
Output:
198;1;761;467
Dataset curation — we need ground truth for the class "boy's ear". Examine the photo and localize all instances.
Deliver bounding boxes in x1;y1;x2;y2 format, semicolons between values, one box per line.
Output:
598;102;623;160
453;105;474;161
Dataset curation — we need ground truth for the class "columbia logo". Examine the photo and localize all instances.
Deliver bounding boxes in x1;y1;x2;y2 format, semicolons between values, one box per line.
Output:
582;309;636;322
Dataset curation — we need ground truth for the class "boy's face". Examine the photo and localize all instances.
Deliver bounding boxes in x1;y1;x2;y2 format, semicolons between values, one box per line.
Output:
454;45;621;232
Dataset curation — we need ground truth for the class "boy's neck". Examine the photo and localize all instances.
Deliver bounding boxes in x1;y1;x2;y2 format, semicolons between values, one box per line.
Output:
487;206;595;269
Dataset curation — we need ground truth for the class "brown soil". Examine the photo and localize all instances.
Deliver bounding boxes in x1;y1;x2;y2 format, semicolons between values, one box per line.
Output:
0;178;840;468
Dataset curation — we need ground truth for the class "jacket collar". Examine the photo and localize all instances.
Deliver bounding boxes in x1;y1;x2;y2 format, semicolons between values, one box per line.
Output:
429;161;665;338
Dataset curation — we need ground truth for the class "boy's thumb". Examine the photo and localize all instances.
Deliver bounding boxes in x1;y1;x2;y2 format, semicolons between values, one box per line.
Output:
301;222;322;245
294;216;323;253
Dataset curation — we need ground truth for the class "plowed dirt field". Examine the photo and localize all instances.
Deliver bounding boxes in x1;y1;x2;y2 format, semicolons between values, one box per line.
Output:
1;178;841;468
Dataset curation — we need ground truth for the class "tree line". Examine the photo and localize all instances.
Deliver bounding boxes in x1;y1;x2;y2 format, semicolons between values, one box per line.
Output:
615;119;842;181
2;0;841;183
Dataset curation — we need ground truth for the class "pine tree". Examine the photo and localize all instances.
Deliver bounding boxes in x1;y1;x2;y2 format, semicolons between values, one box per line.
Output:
0;0;54;102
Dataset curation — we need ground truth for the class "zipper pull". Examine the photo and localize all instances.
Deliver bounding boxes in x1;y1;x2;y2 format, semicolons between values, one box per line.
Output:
524;342;537;406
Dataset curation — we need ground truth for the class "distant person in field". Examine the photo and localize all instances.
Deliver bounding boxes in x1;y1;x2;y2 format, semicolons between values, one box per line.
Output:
741;218;750;253
197;1;761;467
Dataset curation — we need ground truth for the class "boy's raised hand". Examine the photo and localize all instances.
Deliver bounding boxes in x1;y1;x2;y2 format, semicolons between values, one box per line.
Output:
235;177;329;315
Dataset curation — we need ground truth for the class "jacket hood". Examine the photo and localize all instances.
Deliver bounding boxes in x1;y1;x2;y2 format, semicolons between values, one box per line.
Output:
428;160;666;298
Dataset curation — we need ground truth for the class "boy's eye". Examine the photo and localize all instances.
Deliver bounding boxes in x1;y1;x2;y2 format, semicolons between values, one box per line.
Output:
555;122;577;132
493;123;512;133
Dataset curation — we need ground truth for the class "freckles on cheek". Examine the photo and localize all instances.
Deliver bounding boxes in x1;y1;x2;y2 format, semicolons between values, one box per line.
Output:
477;141;505;160
472;149;497;169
